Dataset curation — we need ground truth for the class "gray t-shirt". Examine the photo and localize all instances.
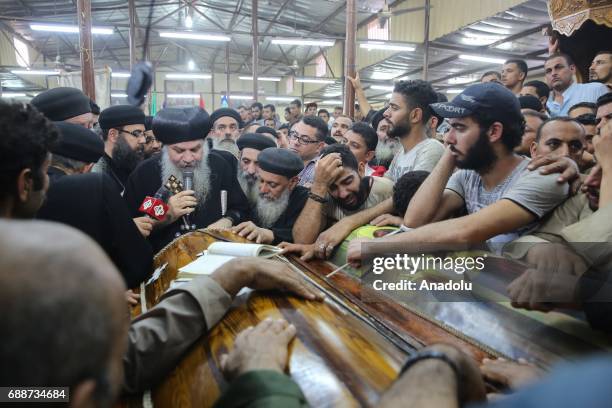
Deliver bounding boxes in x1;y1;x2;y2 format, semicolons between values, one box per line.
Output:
385;138;444;182
445;158;568;248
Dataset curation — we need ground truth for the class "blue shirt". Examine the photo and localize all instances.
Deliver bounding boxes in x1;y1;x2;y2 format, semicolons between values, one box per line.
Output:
547;82;609;117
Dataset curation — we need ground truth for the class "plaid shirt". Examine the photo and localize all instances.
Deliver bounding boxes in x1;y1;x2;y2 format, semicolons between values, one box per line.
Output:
297;157;318;187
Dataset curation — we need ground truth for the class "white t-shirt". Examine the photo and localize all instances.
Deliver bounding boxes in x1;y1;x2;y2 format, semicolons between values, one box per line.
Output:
385;138;444;182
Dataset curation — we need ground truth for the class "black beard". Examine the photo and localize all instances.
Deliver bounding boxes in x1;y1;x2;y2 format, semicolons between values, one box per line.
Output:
112;135;143;173
454;128;497;173
387;121;411;139
335;177;371;211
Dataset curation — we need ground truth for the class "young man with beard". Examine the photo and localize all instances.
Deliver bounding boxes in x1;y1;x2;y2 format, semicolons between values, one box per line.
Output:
232;148;308;244
545;53;608;117
37;121;153;288
589;51;611;90
31;86;94;129
289;116;328;187
347;83;570;265
369;108;400;169
235;133;277;205
143;116;162;159
92;105;146;195
124;107;249;252
209;107;243;158
383;80;445;183
293;144;394;245
330;114;353;144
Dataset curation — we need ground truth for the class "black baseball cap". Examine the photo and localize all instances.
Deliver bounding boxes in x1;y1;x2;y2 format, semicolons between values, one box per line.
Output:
430;82;522;126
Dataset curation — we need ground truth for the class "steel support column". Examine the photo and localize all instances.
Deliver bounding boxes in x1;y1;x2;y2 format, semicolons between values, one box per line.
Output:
128;0;137;69
422;0;430;80
226;43;231;104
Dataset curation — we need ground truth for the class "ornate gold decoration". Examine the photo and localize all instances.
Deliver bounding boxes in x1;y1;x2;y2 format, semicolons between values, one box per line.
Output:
548;0;612;36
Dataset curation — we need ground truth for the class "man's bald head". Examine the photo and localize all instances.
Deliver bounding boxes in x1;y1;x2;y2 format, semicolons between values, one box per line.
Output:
0;220;127;405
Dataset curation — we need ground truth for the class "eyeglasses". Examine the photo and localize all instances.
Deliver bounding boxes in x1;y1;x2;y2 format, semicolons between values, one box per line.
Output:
144;135;156;144
289;131;319;145
117;128;144;138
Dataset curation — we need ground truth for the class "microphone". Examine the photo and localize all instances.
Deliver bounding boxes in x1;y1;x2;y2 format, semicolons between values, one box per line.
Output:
181;169;196;231
139;185;170;221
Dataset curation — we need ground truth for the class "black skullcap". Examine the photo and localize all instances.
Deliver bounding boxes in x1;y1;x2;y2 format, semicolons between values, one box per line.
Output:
237;133;277;151
52;121;104;163
258;147;304;178
256;126;278;139
31;87;91;121
210;107;243;129
99;105;145;130
144;116;153;131
89;99;100;115
518;95;543;112
152;107;211;145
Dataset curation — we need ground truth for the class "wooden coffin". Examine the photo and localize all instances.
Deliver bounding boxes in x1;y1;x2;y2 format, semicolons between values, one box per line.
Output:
126;229;497;407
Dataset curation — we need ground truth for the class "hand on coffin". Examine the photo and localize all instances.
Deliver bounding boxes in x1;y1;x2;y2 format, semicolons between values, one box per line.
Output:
278;242;317;261
212;258;325;301
507;243;586;311
231;221;274;244
220;318;296;380
314;220;354;259
480;357;544;390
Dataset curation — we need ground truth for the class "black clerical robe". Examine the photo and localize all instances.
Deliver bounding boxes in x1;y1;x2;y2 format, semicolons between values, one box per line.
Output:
124;151;249;253
256;186;308;244
91;153;132;195
37;168;153;288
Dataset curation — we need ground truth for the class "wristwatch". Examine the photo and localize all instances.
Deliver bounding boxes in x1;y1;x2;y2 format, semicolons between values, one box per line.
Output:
399;350;460;377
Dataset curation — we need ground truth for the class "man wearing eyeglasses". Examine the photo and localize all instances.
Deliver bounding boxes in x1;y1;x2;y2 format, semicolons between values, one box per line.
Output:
92;105;147;195
288;116;328;188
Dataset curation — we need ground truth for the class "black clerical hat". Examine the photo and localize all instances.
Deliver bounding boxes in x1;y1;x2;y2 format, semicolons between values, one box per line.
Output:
152;107;212;145
99;105;145;130
210;108;243;129
258;147;304;178
52;121;104;163
31;87;91;121
256;126;278;139
237;133;277;152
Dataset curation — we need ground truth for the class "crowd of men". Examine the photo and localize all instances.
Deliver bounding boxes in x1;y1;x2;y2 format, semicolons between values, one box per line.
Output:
1;48;612;407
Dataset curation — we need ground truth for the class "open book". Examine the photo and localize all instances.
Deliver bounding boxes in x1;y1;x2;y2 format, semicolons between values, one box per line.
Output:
177;242;282;279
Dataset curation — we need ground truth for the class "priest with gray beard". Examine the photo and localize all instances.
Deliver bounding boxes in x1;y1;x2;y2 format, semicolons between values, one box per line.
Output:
209;107;243;158
232;148;309;244
124;107;249;252
236;133;277;205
